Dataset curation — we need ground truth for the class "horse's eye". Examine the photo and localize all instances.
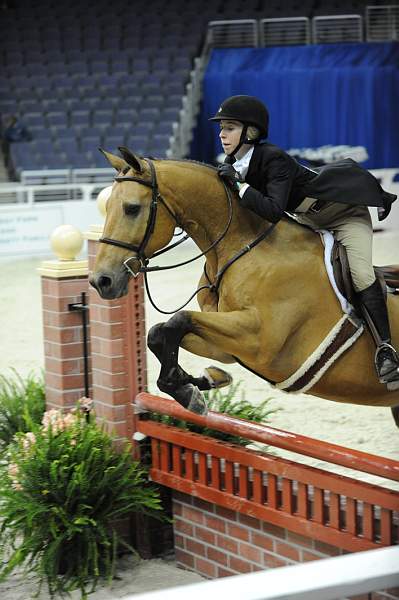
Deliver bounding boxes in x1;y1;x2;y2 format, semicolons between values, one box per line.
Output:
124;204;141;217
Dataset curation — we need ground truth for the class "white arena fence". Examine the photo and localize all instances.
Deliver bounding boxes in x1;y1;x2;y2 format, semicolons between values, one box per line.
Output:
127;546;399;600
0;181;109;257
0;168;398;258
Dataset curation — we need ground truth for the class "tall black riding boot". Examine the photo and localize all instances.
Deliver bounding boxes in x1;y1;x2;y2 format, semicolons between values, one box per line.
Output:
358;279;399;387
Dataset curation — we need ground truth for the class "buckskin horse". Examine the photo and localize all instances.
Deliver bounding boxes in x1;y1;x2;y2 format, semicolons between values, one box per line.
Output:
89;147;399;425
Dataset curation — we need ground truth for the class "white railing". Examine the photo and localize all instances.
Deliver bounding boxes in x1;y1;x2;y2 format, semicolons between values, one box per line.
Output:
0;182;108;205
205;11;398;48
366;4;399;42
260;17;311;46
20;168;115;186
312;15;364;44
126;546;399;600
206;19;259;48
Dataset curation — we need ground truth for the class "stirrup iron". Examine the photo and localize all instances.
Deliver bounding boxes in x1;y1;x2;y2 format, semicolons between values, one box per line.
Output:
375;342;399;385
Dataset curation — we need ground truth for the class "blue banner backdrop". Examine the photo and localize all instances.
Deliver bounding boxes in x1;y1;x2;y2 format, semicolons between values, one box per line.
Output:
193;42;399;169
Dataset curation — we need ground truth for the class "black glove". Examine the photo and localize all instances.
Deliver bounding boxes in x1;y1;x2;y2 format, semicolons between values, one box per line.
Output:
217;164;244;189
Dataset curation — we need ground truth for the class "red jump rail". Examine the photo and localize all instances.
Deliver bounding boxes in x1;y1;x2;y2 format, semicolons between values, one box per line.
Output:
135;392;399;482
134;392;399;552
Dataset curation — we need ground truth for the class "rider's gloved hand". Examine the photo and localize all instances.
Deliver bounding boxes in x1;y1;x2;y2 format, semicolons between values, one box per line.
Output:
217;164;244;190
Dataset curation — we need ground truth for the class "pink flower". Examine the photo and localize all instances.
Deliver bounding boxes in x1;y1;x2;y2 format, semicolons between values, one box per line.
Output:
22;432;36;450
42;408;78;434
78;397;93;413
63;413;77;428
42;409;61;431
8;462;19;477
8;462;22;490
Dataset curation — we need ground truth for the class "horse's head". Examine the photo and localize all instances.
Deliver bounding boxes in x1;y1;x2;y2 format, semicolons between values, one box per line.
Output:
89;147;176;299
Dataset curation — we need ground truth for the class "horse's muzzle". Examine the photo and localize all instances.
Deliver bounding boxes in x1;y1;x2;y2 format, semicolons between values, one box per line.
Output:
89;271;128;299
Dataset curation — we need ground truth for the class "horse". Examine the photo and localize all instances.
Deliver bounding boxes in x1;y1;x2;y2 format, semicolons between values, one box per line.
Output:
89;147;399;425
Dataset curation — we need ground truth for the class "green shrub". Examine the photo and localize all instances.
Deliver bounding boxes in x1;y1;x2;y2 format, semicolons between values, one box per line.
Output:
0;405;164;598
0;369;46;450
151;381;277;446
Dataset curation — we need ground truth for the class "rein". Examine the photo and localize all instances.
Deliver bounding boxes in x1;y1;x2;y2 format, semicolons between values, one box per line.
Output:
99;158;275;314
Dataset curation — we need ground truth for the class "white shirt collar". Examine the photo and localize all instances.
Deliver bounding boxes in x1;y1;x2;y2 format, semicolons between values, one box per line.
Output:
232;146;254;178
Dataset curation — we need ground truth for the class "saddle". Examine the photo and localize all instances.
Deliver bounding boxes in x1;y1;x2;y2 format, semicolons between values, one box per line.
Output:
332;241;399;307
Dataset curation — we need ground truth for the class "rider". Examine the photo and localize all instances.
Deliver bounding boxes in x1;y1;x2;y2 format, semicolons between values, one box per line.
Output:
211;94;399;389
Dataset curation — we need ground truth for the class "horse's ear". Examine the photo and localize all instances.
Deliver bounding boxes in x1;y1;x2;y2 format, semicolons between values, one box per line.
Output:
99;148;127;172
118;146;143;173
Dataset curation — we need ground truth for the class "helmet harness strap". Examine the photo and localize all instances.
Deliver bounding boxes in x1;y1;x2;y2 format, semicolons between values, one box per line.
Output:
226;124;257;162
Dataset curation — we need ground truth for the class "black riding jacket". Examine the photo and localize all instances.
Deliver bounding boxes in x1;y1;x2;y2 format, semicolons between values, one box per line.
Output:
240;143;396;222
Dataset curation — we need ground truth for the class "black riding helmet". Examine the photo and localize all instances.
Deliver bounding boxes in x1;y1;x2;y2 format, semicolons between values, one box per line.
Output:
210;95;269;139
210;95;269;158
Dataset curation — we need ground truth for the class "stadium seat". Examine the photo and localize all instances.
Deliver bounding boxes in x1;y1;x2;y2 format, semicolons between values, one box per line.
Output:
25;128;45;141
140;108;161;122
46;112;68;129
103;134;126;151
18;100;44;115
25;63;48;77
124;134;149;155
115;108;139;124
24;113;47;128
132;57;151;73
103;124;127;139
151;57;171;71
111;58;131;75
96;74;121;92
51;75;71;89
171;56;192;71
80;136;102;154
59;138;80;154
90;60;109;75
91;110;114;129
133;122;154;136
157;121;174;136
66;152;93;168
162;107;181;122
57;129;78;141
69;61;89;77
70;111;91;128
83;88;101;101
95;99;118;111
47;62;68;76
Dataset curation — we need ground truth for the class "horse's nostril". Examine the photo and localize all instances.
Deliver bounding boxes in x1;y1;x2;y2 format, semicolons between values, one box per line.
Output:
98;275;112;290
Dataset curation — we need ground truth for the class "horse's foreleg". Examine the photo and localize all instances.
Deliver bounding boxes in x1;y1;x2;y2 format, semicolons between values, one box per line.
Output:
147;314;208;414
149;309;259;414
148;322;230;395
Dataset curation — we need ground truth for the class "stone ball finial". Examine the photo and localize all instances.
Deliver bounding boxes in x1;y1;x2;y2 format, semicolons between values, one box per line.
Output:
50;224;84;261
97;185;113;217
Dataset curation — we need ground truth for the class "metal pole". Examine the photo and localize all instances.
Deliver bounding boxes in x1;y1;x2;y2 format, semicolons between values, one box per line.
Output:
68;291;89;398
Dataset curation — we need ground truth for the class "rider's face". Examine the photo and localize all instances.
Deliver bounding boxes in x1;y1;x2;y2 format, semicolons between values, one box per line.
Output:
219;120;243;154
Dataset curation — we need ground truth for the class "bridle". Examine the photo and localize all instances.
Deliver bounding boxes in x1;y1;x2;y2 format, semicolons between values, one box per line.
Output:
100;159;182;275
99;158;275;314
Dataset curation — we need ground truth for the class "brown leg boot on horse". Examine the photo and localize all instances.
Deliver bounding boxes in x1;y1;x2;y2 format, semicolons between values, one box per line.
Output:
358;279;399;391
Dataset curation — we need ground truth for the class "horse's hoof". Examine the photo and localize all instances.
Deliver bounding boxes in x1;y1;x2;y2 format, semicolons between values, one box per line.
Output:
387;379;399;391
175;384;208;416
203;366;233;389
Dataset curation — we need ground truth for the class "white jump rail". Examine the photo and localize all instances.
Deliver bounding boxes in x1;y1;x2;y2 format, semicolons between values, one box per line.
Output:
126;546;399;600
